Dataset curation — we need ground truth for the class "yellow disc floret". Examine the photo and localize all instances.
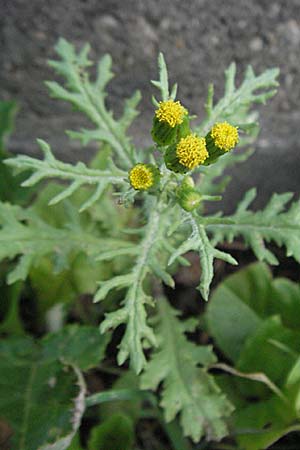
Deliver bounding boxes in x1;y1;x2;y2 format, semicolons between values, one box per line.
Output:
129;164;154;190
155;100;187;128
176;134;208;170
210;122;239;152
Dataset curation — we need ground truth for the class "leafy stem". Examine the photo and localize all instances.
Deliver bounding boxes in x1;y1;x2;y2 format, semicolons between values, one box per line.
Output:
98;193;168;373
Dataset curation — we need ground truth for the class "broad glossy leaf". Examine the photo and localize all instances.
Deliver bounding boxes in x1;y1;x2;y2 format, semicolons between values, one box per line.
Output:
206;263;300;362
205;263;271;361
87;414;134;450
207;264;300;449
234;395;296;450
271;278;300;330
42;324;109;370
0;337;85;450
237;316;300;397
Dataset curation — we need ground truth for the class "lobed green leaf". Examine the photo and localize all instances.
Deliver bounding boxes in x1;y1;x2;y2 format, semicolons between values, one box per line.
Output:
205;189;300;265
141;297;233;442
197;63;279;137
46;38;140;168
5;139;127;211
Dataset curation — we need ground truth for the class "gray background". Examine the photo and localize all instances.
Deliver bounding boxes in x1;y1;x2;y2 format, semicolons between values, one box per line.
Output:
1;0;299;211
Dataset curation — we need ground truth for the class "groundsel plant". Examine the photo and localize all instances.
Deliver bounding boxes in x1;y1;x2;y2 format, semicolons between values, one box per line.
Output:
4;38;299;442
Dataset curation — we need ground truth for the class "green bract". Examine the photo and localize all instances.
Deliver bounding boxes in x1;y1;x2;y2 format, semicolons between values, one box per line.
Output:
3;38;294;446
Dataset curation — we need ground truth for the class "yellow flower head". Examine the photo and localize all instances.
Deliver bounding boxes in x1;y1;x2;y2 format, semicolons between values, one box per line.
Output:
129;164;155;190
210;122;239;152
155;100;187;128
176;134;208;170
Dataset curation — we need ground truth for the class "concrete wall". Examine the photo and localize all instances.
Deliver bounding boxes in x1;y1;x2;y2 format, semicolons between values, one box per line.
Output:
1;0;299;210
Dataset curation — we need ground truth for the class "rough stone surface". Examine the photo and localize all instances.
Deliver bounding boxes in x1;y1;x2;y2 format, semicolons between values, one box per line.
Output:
1;0;300;210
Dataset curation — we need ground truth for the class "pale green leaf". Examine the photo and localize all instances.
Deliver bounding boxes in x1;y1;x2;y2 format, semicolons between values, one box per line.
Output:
169;214;237;300
0;201;128;283
5;139;126;210
151;52;177;102
206;190;300;264
197;63;279;135
141;298;233;442
98;201;175;373
47;39;137;168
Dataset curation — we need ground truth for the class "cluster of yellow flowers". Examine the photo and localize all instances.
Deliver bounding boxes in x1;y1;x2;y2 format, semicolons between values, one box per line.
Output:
129;99;239;196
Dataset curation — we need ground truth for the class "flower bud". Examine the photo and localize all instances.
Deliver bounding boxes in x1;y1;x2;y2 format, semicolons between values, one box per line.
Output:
205;122;239;165
177;177;202;211
181;175;195;189
151;100;188;146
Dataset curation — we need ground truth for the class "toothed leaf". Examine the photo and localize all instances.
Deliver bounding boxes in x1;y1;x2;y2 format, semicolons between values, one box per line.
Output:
46;38;139;168
141;298;233;442
206;190;300;265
